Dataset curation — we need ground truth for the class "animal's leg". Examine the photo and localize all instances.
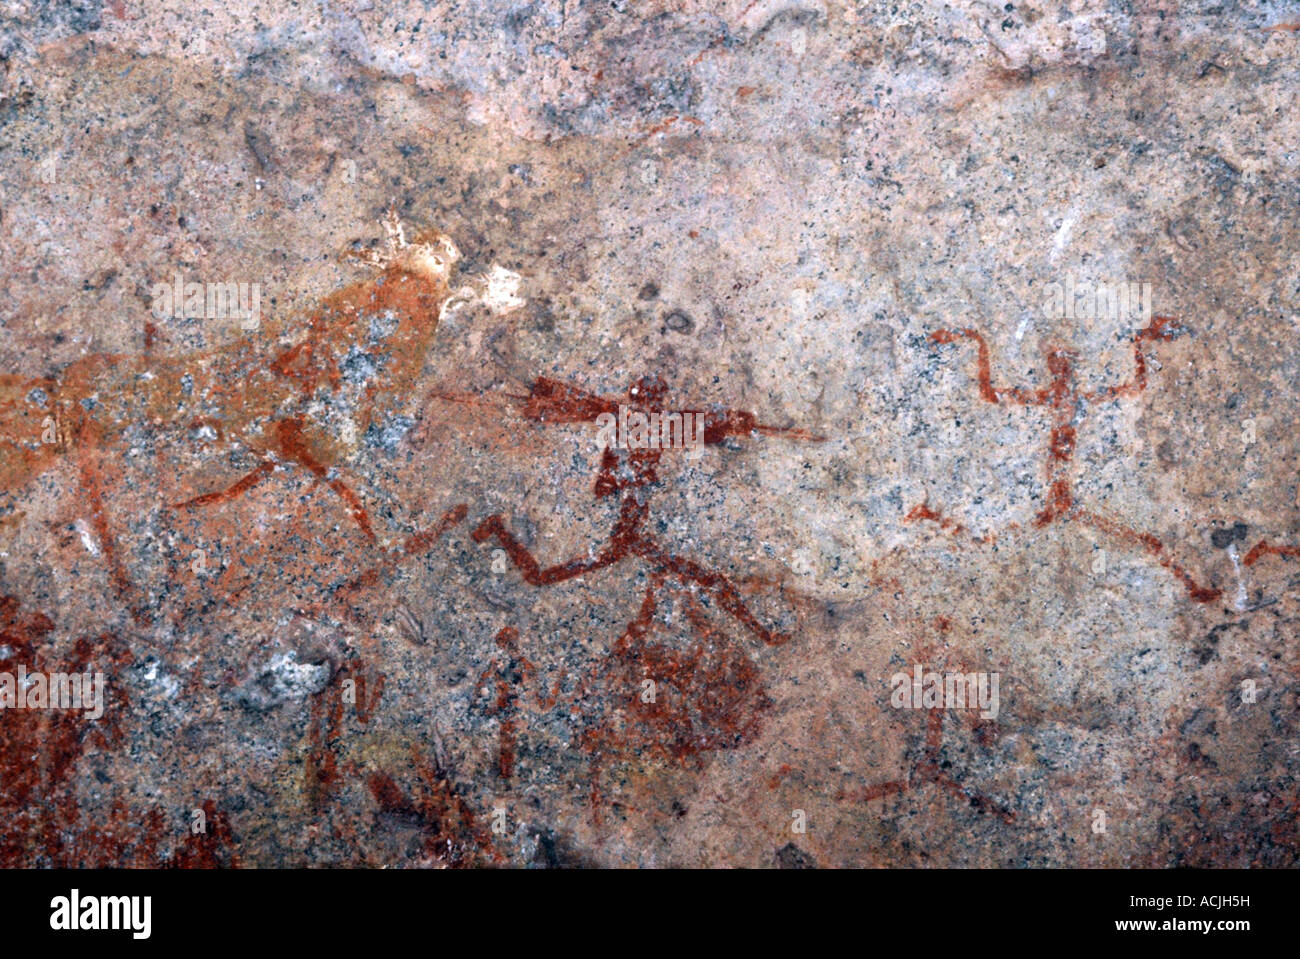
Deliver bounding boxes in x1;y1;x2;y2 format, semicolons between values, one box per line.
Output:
1075;509;1221;603
173;459;276;509
69;414;148;625
272;417;375;542
471;513;623;585
497;718;517;781
176;417;376;541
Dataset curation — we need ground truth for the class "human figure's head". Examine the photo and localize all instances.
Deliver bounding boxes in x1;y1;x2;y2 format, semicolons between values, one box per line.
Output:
1042;341;1078;382
627;375;668;410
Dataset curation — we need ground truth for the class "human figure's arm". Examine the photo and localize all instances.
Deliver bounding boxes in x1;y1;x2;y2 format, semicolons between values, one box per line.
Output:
695;409;825;445
929;329;1041;405
1084;316;1183;402
521;376;618;423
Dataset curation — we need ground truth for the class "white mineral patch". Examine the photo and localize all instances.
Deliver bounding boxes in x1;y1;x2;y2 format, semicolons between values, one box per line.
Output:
481;264;526;315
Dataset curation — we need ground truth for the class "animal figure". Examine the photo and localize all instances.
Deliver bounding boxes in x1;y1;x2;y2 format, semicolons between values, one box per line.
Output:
1;210;462;619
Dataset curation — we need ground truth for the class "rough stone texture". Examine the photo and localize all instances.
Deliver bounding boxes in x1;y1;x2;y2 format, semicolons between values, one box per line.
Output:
0;1;1297;867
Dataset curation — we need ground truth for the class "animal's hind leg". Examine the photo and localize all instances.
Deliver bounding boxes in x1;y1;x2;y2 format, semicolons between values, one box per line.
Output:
271;417;376;542
69;414;149;625
172;419;375;542
173;459;276;510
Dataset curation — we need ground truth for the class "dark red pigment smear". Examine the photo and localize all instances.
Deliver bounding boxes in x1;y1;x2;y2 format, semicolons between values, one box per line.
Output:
366;762;498;867
474;627;539;781
307;659;386;810
0;595;235;866
561;571;771;817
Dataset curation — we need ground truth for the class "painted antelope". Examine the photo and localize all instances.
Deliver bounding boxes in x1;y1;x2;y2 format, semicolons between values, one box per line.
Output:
0;210;465;620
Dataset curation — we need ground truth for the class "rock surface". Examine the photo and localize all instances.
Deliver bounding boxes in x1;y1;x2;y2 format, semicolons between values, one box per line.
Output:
0;0;1297;867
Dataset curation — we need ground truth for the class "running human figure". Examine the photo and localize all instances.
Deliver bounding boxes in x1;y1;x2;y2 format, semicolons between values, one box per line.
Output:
838;641;1015;823
466;374;824;646
918;317;1221;603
